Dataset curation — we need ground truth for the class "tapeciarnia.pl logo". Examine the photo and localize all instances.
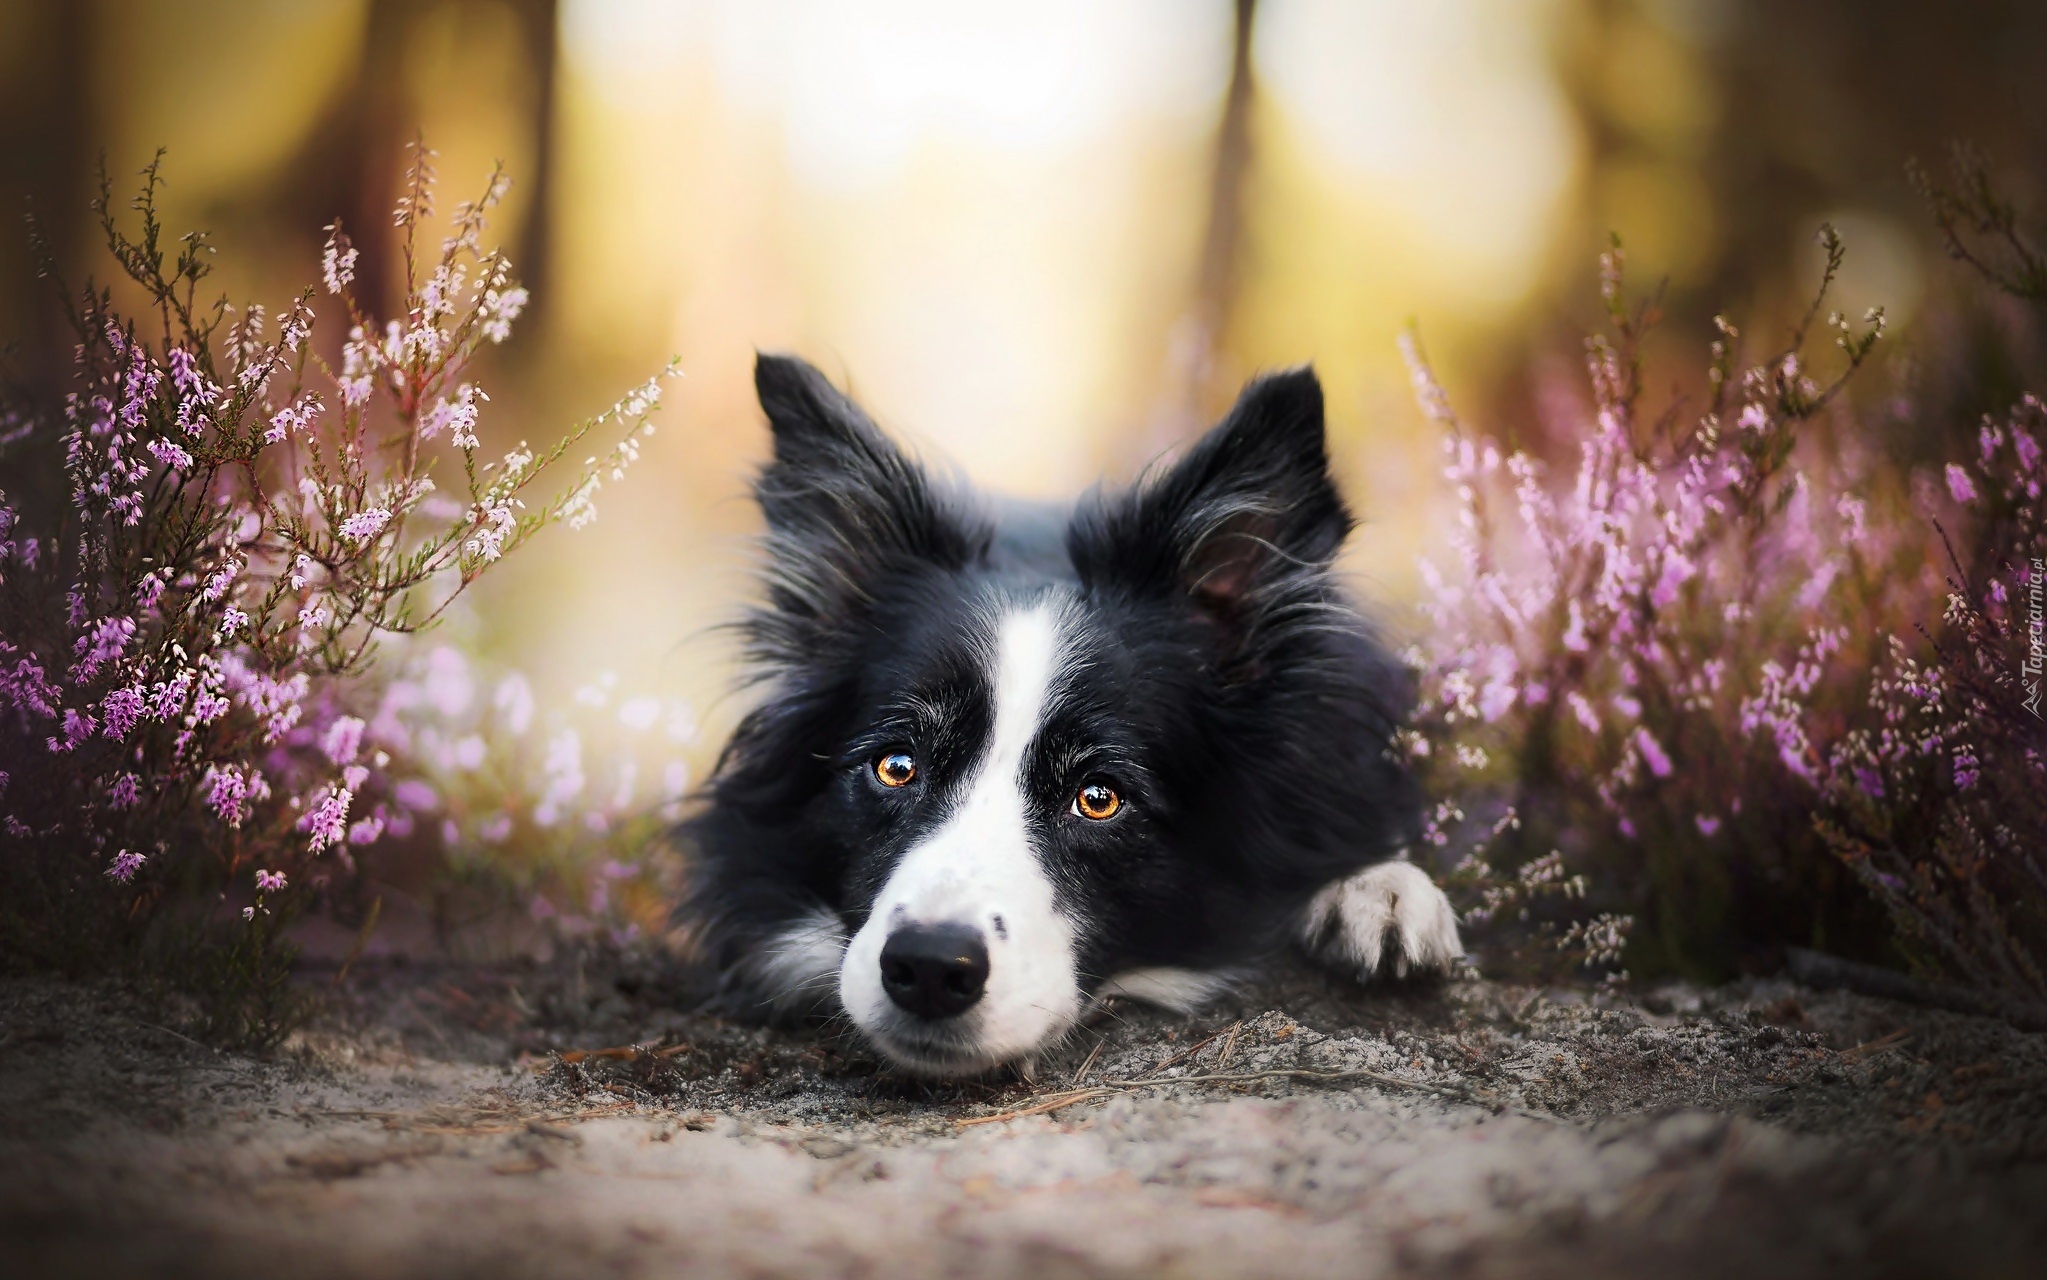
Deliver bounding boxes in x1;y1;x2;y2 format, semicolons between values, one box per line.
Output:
2026;557;2045;719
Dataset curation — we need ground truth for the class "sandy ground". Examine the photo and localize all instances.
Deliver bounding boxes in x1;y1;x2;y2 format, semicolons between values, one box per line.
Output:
1;953;2044;1280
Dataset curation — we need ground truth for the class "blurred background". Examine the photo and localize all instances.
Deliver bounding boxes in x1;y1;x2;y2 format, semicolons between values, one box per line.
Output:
3;0;2045;772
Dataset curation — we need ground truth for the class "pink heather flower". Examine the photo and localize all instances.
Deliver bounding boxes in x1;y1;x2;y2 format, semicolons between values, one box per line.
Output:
347;815;385;845
106;850;146;883
216;605;248;640
135;571;165;610
48;708;97;753
108;772;140;808
299;787;353;852
1566;691;1601;734
1617;817;1637;839
2016;430;2040;472
1478;680;1517;723
338;507;391;544
342;763;370;790
1695;814;1721;837
1853;766;1885;799
150;670;193;721
200;557;241;603
1611;693;1642;720
480;812;515;843
1954;746;1980;791
254;869;287;892
394;779;439;812
72;615;136;681
1944;463;1978;504
146;438;193;471
1634;727;1673;778
321;715;366;765
100;686;146;739
2;655;61;718
167;346;203;398
289;553;315;590
205;765;253;827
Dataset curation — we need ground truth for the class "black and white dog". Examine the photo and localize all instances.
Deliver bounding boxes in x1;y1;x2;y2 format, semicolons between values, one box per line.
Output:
678;355;1461;1076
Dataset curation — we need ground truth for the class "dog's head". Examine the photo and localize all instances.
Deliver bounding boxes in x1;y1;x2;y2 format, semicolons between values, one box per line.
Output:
693;355;1413;1075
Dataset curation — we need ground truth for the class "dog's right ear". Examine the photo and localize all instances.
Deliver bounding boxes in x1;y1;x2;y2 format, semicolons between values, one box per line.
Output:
749;355;986;651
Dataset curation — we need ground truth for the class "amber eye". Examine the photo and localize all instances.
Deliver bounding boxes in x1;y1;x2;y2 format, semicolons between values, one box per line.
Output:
874;752;918;788
1073;782;1121;821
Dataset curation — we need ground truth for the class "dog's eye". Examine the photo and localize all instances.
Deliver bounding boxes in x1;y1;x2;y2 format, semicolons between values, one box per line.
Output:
1072;782;1121;821
874;752;918;788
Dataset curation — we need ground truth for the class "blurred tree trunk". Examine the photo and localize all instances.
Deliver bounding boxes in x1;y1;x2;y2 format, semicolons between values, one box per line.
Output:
0;0;93;407
1146;0;1258;447
1192;0;1259;398
263;0;559;325
506;0;559;313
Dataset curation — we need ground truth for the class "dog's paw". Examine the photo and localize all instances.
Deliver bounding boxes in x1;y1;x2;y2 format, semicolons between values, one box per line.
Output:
1302;859;1463;980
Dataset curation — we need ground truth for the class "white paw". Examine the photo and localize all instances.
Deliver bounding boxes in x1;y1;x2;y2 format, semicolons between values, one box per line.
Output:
1302;859;1463;979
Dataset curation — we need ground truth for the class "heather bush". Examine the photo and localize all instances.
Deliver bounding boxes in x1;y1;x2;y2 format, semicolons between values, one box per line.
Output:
0;150;674;1041
1405;233;1898;982
1786;151;2047;1012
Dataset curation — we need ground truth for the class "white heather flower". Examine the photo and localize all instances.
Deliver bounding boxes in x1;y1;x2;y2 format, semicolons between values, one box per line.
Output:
562;475;601;530
339;507;392;544
321;225;358;293
481;285;528;343
463;497;521;562
422;383;486;449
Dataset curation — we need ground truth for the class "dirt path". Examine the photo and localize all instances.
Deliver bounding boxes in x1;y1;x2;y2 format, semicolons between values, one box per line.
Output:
2;959;2043;1279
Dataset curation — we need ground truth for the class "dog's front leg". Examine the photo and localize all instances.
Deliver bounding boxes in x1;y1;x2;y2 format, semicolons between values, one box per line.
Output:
1300;857;1463;980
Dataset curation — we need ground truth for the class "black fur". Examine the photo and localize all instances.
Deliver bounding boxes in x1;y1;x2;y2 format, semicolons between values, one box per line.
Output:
677;354;1419;1022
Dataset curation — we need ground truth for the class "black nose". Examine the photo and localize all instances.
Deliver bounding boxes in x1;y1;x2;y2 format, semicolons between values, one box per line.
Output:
879;924;989;1020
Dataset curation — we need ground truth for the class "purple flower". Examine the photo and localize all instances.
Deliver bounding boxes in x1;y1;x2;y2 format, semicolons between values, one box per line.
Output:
254;869;287;892
146;438;193;471
2016;430;2041;472
321;715;366;765
1944;463;1978;504
298;787;353;852
1695;814;1721;836
1634;727;1673;778
100;686;145;739
106;850;146;883
1852;767;1885;799
205;766;252;827
1953;746;1980;791
48;708;96;753
71;615;136;681
109;773;140;808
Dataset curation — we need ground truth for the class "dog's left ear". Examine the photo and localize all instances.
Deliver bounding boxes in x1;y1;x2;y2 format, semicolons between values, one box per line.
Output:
1070;367;1350;632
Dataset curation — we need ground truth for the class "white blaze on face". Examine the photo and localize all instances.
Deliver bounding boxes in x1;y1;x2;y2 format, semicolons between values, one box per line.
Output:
838;597;1081;1072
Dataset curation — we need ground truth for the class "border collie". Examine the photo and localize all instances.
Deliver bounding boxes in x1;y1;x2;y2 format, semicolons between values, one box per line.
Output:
678;355;1461;1076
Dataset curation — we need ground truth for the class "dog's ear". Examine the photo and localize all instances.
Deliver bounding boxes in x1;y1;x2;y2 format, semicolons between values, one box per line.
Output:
749;355;986;650
1070;367;1350;643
